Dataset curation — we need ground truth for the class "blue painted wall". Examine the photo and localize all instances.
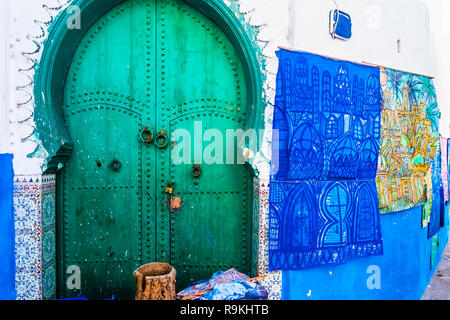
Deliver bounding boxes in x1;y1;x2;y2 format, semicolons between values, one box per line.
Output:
282;204;449;300
0;154;16;300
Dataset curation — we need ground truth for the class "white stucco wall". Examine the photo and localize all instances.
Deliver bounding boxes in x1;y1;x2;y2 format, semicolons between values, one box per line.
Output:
0;0;54;171
425;0;450;137
289;0;449;138
0;0;11;155
1;0;449;173
293;0;436;76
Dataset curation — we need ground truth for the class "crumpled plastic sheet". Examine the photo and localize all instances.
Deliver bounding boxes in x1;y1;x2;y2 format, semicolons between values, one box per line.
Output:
177;269;268;301
202;279;268;300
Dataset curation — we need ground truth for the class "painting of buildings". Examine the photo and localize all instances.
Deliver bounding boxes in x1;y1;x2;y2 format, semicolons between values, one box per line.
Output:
377;68;440;214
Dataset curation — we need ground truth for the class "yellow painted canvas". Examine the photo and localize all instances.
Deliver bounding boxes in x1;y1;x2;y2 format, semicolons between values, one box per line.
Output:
377;68;440;214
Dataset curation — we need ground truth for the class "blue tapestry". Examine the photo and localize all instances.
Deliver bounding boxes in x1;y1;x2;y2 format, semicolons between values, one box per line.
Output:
269;49;383;271
448;139;450;201
428;144;443;238
272;51;381;182
440;185;445;228
0;154;16;300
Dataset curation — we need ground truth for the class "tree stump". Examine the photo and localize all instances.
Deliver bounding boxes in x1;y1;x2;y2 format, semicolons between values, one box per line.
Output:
133;263;176;300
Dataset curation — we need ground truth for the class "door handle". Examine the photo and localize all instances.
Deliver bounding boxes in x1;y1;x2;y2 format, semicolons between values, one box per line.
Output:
140;126;154;145
155;130;169;149
109;159;122;172
192;164;202;178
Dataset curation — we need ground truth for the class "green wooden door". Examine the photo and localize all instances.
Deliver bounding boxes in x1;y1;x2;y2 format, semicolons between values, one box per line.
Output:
61;0;252;299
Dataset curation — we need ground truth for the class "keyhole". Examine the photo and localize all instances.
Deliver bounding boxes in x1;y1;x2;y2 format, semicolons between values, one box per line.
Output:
96;160;102;168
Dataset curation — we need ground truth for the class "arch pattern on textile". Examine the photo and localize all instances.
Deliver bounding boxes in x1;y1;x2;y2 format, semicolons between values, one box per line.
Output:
269;49;383;271
268;180;383;271
272;50;381;182
288;123;324;180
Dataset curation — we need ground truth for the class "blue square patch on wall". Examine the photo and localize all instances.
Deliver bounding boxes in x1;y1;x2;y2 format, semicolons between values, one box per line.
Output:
329;9;352;40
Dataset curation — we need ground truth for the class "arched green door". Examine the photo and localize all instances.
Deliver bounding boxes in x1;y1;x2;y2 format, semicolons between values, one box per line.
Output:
61;0;252;299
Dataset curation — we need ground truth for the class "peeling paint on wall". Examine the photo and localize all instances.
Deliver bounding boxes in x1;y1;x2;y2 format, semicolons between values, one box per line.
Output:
10;0;72;174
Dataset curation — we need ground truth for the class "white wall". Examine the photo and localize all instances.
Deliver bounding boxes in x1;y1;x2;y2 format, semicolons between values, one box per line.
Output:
292;0;450;138
239;0;446;178
0;1;11;155
1;0;58;173
424;0;450;137
2;0;449;175
293;0;436;77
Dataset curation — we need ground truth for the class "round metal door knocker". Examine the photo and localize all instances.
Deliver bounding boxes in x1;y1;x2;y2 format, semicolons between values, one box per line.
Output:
109;159;122;172
155;130;169;149
140;126;154;145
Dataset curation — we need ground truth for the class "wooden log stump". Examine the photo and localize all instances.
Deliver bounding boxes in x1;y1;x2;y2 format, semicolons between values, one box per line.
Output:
133;263;176;300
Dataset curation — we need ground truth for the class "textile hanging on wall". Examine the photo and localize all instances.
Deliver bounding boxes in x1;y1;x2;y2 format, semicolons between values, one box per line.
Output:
430;234;439;269
376;68;440;214
427;143;442;237
441;137;449;202
448;139;450;199
423;165;433;228
440;183;445;228
271;52;382;182
0;154;16;300
269;49;383;271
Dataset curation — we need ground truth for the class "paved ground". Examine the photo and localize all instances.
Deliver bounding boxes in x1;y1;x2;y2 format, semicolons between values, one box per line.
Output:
422;242;450;300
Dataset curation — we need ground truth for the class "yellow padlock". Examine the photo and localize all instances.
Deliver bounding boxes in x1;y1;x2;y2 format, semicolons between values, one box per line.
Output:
165;187;173;194
165;183;174;194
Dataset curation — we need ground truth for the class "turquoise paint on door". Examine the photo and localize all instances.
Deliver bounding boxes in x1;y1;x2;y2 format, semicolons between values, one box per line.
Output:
61;0;252;299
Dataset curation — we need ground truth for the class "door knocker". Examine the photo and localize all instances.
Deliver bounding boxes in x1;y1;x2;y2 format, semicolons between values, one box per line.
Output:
109;159;122;172
140;126;154;145
155;130;169;149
